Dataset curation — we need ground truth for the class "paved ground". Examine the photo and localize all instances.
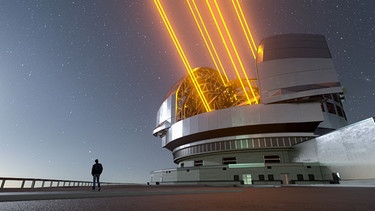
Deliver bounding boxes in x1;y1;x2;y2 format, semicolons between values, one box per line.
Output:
1;185;375;210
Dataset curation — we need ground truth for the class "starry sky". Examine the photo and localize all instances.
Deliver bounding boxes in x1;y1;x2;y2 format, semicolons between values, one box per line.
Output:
0;0;374;184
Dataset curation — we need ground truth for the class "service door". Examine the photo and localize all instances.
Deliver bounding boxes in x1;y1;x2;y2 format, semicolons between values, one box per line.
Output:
280;173;289;185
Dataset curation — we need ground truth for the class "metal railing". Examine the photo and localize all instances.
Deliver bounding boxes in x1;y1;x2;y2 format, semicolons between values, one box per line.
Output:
0;177;118;189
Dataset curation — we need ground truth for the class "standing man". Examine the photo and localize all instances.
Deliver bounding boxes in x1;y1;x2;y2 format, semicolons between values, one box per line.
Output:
91;159;103;191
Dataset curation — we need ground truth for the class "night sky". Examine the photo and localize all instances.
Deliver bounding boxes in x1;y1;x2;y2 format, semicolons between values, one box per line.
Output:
0;1;374;184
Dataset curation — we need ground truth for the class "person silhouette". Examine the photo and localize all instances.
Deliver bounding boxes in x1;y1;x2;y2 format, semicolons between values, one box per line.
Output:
91;159;103;191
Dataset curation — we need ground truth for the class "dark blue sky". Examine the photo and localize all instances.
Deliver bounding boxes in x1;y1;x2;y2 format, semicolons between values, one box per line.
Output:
0;0;373;183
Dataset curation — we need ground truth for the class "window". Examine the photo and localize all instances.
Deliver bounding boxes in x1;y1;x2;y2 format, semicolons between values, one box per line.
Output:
264;155;281;163
233;175;239;181
194;160;203;167
259;175;265;181
333;94;340;103
308;174;315;181
320;103;325;112
297;174;304;181
268;174;274;181
324;94;332;99
336;105;344;117
326;102;336;114
222;157;237;165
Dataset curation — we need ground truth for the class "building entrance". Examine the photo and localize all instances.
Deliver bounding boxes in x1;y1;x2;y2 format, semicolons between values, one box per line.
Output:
242;174;252;185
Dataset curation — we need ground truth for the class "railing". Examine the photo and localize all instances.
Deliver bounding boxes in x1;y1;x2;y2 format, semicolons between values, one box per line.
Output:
0;177;118;189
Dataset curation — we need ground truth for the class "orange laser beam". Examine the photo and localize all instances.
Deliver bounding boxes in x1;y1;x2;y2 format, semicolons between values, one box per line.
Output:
236;0;257;53
207;0;251;104
232;0;257;59
154;0;211;111
214;0;258;104
188;0;229;85
157;0;211;111
154;0;189;70
232;0;259;103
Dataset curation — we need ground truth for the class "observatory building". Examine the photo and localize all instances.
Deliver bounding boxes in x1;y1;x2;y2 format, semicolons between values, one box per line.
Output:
151;34;375;185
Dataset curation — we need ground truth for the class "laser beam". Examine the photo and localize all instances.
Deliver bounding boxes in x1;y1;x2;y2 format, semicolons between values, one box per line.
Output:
232;0;257;59
207;0;253;104
154;0;211;111
213;0;258;104
187;0;229;85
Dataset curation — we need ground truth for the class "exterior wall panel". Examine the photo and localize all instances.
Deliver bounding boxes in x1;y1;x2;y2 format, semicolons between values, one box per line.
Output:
164;103;323;149
292;118;375;180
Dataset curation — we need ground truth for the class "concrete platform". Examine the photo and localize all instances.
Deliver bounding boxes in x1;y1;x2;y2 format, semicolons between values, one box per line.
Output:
1;185;375;210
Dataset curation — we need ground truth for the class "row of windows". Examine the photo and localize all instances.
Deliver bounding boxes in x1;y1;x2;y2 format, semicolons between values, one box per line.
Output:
194;160;203;166
264;155;281;164
193;155;281;167
321;94;347;119
259;174;274;181
179;163;317;182
256;174;315;181
167;171;317;182
173;136;311;160
222;157;237;165
323;94;341;104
